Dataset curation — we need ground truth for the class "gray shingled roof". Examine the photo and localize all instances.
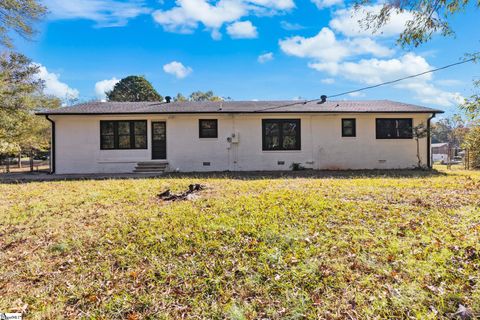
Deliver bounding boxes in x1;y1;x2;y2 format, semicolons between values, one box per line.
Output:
36;100;443;115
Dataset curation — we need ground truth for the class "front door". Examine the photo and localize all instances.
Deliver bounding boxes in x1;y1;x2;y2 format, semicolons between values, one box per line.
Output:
152;122;166;160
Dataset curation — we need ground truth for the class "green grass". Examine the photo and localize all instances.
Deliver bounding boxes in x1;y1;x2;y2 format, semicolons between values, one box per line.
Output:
1;168;479;319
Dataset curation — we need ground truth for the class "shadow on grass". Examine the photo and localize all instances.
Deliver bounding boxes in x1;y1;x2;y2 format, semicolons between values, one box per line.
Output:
0;169;450;184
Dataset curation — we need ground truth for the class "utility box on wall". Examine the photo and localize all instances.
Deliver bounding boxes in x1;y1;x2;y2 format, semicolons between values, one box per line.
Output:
227;132;240;144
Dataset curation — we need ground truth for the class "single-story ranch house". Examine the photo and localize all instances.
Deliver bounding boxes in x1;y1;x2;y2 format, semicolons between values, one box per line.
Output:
37;100;443;174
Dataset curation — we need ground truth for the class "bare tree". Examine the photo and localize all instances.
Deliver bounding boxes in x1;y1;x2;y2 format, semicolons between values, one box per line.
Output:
413;123;428;168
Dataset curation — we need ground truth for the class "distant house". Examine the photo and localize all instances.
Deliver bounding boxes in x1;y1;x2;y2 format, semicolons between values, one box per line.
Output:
431;142;449;163
37;100;443;174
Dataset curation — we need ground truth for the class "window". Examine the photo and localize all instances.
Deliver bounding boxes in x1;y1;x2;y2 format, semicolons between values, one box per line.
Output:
100;120;147;149
342;119;356;137
199;119;218;138
376;118;413;139
262;119;301;151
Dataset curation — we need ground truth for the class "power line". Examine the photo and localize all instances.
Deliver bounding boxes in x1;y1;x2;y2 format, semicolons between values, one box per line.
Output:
328;57;476;98
257;56;478;112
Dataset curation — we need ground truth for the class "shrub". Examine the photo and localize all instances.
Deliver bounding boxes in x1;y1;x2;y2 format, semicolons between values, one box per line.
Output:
463;126;480;169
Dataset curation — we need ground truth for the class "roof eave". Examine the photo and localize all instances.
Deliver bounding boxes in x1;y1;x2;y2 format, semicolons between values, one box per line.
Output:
36;110;444;116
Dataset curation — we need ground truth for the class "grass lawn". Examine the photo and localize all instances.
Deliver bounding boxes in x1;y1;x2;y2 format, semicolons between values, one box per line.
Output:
1;168;479;319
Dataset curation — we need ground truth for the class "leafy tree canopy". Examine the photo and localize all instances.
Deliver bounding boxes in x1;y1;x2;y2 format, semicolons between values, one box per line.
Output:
0;0;46;48
461;80;480;120
463;125;480;169
0;52;44;108
356;0;480;118
0;52;60;155
431;115;468;147
189;90;223;102
174;93;188;102
356;0;479;48
107;76;163;102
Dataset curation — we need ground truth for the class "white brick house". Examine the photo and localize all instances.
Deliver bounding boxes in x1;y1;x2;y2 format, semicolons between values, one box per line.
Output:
37;100;443;174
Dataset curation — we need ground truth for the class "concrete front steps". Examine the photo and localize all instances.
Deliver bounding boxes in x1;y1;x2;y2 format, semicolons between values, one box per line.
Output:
134;161;169;173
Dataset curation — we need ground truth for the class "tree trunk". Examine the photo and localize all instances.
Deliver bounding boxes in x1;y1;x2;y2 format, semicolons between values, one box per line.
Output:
18;152;22;168
29;150;34;172
6;157;10;173
416;139;421;168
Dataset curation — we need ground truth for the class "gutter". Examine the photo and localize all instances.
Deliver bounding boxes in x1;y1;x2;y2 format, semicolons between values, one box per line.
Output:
45;115;55;174
37;110;445;116
427;113;436;169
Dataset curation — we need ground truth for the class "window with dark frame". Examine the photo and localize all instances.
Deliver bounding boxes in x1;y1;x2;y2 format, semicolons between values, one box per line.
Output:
376;118;413;139
342;119;356;137
199;119;218;138
100;120;147;150
262;119;301;151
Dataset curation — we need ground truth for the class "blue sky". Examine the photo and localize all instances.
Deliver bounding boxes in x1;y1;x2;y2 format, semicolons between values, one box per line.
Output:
14;0;479;115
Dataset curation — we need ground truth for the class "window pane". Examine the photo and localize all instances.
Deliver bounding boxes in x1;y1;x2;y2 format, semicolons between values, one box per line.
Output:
153;134;165;141
153;123;165;135
265;122;280;136
101;136;114;149
118;122;130;135
385;120;395;138
377;119;412;139
398;120;412;138
263;120;300;151
265;135;280;150
201;120;216;130
118;135;131;148
134;121;146;135
343;120;353;128
283;135;297;149
264;122;280;150
282;122;298;137
100;120;147;150
101;122;114;135
282;121;298;150
343;127;353;136
202;129;216;137
342;119;355;137
135;135;146;148
200;120;218;138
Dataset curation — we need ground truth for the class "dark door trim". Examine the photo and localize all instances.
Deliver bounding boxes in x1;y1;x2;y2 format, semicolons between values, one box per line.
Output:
151;121;167;160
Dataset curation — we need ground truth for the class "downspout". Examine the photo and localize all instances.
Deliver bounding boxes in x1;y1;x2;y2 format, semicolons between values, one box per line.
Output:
45;115;55;174
427;113;436;169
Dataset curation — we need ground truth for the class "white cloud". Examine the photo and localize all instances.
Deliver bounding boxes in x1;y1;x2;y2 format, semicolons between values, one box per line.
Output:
309;53;431;83
95;77;120;101
329;5;414;38
42;0;151;27
34;64;79;100
280;20;306;31
348;91;365;97
248;0;295;10
320;78;335;84
396;81;464;107
276;3;458;108
152;0;294;39
279;27;393;63
311;0;343;9
258;52;274;63
163;61;193;79
309;53;463;107
227;20;258;38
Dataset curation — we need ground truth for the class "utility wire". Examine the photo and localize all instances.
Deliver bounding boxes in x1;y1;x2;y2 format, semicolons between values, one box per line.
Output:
256;56;477;112
328;57;476;98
